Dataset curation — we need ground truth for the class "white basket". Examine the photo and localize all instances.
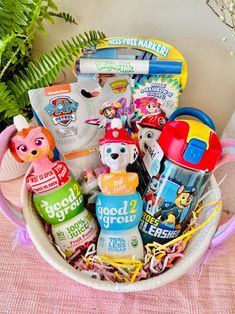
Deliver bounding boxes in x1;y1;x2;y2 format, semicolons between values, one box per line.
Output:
0;149;30;181
21;175;221;292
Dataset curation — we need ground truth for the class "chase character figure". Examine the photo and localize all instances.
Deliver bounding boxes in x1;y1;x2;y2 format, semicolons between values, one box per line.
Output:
155;201;180;229
155;185;197;229
175;185;197;211
175;185;197;222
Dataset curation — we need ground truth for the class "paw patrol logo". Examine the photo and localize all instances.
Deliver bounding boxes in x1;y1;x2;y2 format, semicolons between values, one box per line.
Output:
45;96;78;126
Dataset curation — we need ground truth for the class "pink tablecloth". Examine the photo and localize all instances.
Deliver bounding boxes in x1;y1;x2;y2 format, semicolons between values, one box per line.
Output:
0;177;235;314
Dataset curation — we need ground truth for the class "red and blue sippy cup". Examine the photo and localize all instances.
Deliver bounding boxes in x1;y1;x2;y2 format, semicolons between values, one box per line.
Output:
139;107;222;244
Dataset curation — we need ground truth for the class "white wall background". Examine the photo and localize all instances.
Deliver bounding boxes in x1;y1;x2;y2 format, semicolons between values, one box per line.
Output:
34;0;235;134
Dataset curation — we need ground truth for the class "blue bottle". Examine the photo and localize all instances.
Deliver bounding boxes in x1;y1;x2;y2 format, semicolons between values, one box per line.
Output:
96;119;144;258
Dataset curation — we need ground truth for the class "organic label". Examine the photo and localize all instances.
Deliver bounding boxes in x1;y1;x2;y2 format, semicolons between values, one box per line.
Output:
131;236;138;248
52;211;98;257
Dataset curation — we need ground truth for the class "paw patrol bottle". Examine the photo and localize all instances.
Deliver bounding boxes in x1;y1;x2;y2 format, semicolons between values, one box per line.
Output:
139;108;222;245
10;115;98;258
96;119;144;259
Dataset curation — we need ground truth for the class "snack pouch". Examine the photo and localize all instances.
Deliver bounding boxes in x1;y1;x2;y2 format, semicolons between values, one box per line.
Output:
29;83;105;179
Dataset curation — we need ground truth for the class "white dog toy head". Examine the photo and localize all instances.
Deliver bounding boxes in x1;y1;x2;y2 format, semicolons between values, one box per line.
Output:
137;113;167;155
99;118;138;172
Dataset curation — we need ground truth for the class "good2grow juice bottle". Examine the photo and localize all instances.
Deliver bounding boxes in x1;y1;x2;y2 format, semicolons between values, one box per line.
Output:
33;179;98;258
139;108;222;245
9;115;98;259
96;119;144;259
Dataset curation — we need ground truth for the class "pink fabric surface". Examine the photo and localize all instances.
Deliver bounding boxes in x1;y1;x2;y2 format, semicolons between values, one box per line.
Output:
0;178;235;314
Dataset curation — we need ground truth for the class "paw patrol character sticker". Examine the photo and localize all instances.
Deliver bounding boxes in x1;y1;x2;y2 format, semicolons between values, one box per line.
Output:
99;97;127;129
174;185;197;221
137;113;167;156
83;74;134;130
85;97;134;130
153;185;197;229
144;180;197;227
45;96;78;126
134;97;162;115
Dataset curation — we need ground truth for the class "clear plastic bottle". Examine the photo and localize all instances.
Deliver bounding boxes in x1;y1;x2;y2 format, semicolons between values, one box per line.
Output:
139;108;222;244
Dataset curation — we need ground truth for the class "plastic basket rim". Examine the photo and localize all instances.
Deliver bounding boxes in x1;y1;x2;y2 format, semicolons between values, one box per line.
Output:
21;175;221;292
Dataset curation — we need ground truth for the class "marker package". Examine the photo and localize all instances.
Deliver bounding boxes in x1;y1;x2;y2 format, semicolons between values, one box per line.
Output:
74;37;188;193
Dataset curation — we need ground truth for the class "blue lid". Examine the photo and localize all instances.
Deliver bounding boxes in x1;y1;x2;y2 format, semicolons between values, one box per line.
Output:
183;138;207;164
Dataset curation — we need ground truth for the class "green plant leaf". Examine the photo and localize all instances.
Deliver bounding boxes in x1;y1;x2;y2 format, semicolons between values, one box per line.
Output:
49;11;78;25
0;1;100;125
0;82;19;118
0;33;17;65
44;0;57;11
7;31;106;110
0;0;35;36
